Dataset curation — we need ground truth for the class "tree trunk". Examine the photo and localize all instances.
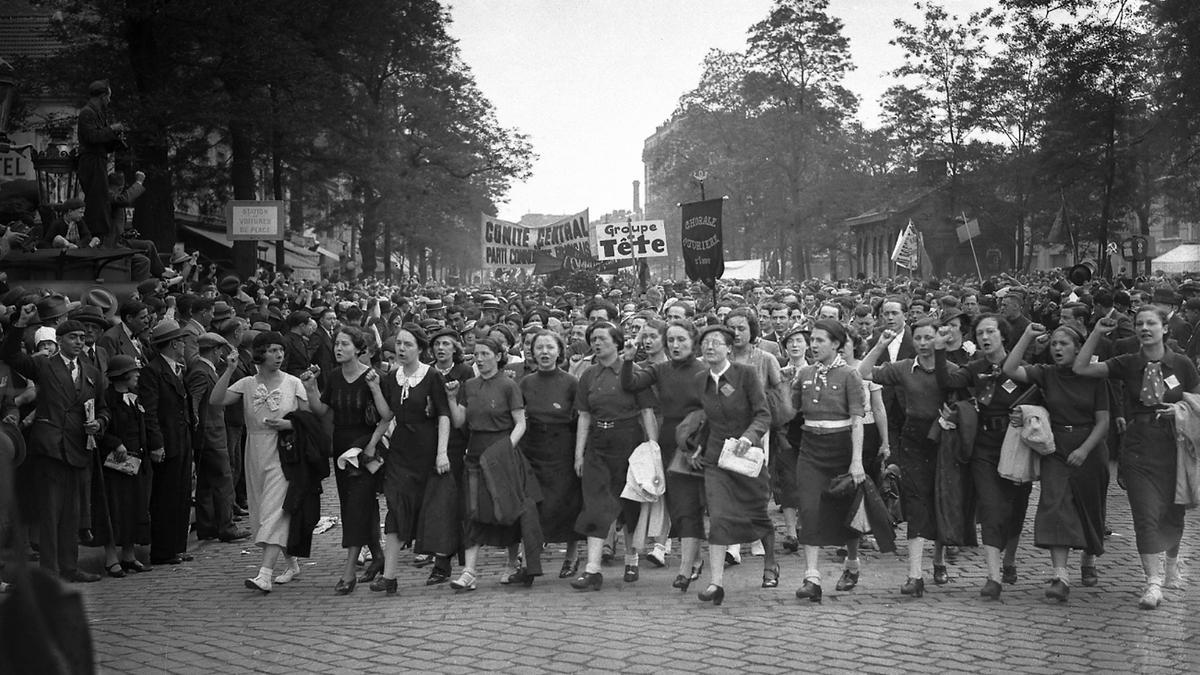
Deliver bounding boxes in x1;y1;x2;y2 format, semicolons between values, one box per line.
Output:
360;191;379;278
229;120;258;278
125;8;176;259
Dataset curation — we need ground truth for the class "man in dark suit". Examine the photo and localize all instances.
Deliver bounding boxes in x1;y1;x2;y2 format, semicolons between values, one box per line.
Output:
309;308;337;390
140;320;195;565
871;298;915;451
185;333;248;543
69;305;112;545
3;310;109;582
282;310;315;376
99;300;150;365
76;80;126;240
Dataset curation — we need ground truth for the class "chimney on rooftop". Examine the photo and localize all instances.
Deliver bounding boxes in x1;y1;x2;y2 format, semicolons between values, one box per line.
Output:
632;180;641;218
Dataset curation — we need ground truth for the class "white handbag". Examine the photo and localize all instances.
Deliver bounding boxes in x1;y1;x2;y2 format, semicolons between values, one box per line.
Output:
717;437;765;478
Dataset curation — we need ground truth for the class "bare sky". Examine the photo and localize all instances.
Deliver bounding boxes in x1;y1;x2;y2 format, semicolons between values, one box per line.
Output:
447;0;994;222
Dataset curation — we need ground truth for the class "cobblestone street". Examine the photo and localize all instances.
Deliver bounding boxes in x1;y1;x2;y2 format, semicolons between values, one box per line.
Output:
75;477;1198;674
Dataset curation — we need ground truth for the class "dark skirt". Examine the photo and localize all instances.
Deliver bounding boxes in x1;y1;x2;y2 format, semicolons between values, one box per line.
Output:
415;471;460;555
99;458;151;547
332;428;379;549
796;429;857;546
971;426;1031;548
574;422;643;538
1035;425;1108;555
381;421;439;541
705;462;772;546
895;418;939;541
521;421;582;543
462;429;522;548
660;416;705;539
1121;416;1185;554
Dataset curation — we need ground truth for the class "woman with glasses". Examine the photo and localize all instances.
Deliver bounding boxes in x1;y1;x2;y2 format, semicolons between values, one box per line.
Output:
694;325;772;605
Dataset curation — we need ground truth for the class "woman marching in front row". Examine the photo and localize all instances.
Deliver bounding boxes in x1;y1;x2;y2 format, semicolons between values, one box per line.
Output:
792;320;867;603
1073;307;1199;609
1003;323;1109;602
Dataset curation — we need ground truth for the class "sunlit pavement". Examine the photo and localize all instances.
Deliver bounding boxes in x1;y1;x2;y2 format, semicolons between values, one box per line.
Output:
74;475;1198;674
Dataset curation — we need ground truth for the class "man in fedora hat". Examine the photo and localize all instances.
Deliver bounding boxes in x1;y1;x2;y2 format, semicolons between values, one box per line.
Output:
69;304;114;545
4;308;110;582
185;333;248;543
140;319;196;565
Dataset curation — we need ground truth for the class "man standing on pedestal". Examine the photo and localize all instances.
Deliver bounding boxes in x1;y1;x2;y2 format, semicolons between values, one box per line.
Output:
77;80;126;241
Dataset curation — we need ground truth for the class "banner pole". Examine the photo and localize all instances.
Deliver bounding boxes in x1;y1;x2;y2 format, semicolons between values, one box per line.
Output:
962;212;983;283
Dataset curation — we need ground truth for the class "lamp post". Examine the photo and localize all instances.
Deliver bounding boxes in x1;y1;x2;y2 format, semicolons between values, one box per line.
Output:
692;169;708;201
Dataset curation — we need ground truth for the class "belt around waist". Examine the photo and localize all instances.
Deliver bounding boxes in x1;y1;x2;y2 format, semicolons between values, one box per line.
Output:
979;417;1010;432
593;418;637;430
802;419;853;434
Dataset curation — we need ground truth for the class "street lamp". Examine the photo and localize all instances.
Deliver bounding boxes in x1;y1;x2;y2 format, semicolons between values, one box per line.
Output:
32;126;78;209
692;169;708;201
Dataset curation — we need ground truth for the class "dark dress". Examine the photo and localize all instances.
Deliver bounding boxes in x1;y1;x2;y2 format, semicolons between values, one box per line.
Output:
573;359;655;537
459;373;543;575
870;359;944;540
699;362;772;546
793;364;866;546
937;351;1033;548
380;365;450;551
325;368;380;549
519;368;582;543
620;358;706;539
97;389;151;547
1104;350;1199;554
1024;365;1109;555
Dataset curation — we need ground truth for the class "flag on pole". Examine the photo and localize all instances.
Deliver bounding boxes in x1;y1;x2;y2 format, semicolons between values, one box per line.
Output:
956;218;980;243
918;231;934;278
891;220;920;270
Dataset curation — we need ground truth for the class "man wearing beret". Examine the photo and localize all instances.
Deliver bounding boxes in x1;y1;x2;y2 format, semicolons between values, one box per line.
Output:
4;308;110;582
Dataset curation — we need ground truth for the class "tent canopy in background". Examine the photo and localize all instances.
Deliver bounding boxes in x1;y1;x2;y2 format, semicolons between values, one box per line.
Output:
721;259;762;280
1153;244;1200;274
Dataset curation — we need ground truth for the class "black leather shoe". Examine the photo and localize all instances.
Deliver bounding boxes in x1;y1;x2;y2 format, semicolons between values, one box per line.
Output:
1080;566;1099;587
509;568;536;587
218;528;251;542
781;535;800;553
426;568;450;586
795;579;822;602
61;570;101;583
358;559;384;583
1045;578;1070;601
150;555;183;565
1001;565;1017;584
570;572;603;591
932;565;949;585
334;577;357;595
369;576;398;595
698;584;725;606
672;574;691;592
900;577;925;597
558;559;580;579
689;560;704;581
623;565;639;583
836;569;859;592
195;530;218;541
233;504;249;517
105;563;126;579
78;529;94;546
980;579;1002;599
178;553;194;562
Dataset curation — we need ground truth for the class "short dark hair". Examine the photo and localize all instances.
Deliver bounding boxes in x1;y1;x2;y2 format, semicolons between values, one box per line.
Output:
585;321;624;350
724;307;760;341
118;300;148;322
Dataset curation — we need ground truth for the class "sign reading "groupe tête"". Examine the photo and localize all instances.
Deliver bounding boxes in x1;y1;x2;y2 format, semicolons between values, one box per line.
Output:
593;220;668;261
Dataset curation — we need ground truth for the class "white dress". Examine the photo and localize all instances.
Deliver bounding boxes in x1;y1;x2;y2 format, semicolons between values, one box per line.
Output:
229;373;308;547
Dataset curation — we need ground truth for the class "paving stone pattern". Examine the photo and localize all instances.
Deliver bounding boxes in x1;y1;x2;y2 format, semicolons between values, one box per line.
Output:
74;478;1198;674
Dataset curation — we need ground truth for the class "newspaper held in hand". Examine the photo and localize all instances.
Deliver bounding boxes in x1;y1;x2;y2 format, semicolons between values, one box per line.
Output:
84;399;96;450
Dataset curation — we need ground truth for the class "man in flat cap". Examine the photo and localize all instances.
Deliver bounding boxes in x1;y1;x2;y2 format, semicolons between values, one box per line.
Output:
77;80;127;240
4;307;109;582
